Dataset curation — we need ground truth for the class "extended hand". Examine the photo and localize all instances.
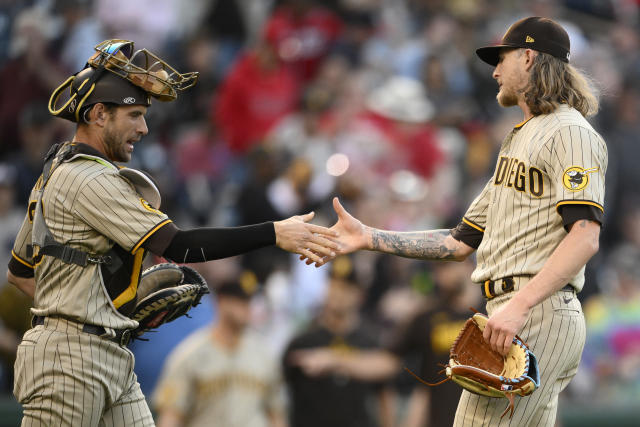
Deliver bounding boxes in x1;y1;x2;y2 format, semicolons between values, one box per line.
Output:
482;297;531;355
288;348;338;377
274;212;339;264
300;197;370;266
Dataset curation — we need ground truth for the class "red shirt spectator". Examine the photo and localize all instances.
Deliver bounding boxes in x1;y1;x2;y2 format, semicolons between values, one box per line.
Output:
366;111;443;179
214;49;299;154
264;4;343;82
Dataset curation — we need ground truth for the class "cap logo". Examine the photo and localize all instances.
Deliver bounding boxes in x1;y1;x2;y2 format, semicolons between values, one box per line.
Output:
68;98;77;113
123;97;136;104
525;36;535;43
566;52;570;61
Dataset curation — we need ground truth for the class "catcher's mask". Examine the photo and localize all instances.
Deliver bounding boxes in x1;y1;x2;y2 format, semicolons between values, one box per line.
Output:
49;39;199;123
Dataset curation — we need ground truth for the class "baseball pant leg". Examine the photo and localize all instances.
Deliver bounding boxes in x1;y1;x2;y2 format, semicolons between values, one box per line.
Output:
14;326;106;427
453;288;586;427
99;371;154;427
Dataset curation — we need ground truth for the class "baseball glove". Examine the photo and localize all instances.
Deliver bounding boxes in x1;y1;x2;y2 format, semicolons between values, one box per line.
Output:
130;263;209;339
406;312;540;419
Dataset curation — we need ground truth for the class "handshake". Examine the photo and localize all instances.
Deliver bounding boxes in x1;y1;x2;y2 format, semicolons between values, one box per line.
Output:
274;197;366;267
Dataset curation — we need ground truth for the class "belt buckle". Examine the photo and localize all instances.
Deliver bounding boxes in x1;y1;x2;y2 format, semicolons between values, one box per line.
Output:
120;329;132;346
501;277;515;293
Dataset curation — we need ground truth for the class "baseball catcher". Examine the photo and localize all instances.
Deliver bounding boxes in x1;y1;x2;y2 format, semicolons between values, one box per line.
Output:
406;312;540;419
8;38;338;426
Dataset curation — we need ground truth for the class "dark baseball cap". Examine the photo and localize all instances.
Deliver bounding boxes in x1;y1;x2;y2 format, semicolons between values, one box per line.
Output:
329;255;361;288
216;271;259;300
476;17;570;66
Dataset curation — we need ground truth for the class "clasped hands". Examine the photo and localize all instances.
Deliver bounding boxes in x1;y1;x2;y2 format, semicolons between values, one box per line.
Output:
276;197;363;267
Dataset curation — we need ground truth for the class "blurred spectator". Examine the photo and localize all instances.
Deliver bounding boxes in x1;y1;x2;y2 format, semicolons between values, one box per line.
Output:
214;37;299;154
578;244;640;404
0;163;28;393
0;164;22;269
54;0;106;72
283;255;388;427
603;84;640;245
10;102;57;206
266;83;338;204
364;76;442;179
172;123;234;226
154;273;286;427
386;260;481;427
0;5;67;156
265;0;343;82
95;0;179;52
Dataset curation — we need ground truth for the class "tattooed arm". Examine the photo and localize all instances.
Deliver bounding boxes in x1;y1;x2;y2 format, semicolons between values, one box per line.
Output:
315;198;474;264
370;229;472;261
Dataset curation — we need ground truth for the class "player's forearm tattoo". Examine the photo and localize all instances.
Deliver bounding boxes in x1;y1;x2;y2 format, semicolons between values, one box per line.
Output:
371;229;458;260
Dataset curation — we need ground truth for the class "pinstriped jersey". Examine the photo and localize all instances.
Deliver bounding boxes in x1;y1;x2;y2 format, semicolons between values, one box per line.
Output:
463;105;607;291
11;144;172;330
153;328;285;427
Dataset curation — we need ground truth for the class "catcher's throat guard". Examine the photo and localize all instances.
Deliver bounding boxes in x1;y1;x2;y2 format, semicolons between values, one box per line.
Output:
406;313;540;419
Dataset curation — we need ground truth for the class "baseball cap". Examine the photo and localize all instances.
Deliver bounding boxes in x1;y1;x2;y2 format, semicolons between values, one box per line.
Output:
216;271;259;300
366;76;434;123
329;255;361;287
476;17;571;66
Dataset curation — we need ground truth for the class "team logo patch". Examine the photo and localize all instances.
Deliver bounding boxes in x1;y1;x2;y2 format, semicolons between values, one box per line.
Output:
123;97;136;104
140;198;163;215
563;166;598;192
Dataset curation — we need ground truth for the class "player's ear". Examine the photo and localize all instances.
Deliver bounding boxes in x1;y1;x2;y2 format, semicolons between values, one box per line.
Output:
92;103;109;126
523;49;536;71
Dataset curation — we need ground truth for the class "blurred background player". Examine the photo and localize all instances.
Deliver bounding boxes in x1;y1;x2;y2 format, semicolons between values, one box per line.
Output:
283;256;389;427
154;273;286;427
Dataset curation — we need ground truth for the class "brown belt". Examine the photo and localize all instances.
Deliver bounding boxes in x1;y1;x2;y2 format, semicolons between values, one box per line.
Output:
32;315;132;346
482;277;573;300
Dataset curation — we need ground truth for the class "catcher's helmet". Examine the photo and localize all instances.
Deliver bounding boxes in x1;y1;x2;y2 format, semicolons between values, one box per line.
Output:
49;39;199;123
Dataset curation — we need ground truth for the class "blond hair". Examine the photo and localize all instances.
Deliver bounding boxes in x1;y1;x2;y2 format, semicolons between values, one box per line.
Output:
525;52;599;117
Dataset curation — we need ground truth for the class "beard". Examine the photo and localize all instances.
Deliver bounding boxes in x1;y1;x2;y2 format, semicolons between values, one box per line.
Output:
103;125;131;162
497;86;519;107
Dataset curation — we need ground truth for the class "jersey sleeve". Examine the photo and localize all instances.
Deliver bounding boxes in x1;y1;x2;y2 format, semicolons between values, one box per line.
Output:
450;178;491;248
546;125;607;218
152;349;195;416
73;172;173;254
8;213;35;277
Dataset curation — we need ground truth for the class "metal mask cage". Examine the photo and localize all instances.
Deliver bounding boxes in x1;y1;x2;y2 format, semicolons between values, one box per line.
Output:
88;39;199;101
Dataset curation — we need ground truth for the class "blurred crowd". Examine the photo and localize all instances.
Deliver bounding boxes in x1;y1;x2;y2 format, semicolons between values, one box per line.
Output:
1;0;639;425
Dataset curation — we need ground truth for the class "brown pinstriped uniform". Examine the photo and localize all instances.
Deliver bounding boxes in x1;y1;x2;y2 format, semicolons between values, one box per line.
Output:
454;105;607;426
153;328;286;427
11;144;172;426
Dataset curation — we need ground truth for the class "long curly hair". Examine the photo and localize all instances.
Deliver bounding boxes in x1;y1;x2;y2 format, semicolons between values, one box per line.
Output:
524;52;599;117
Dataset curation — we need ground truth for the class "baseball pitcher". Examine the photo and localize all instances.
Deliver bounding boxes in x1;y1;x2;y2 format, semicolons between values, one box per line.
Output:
309;17;606;426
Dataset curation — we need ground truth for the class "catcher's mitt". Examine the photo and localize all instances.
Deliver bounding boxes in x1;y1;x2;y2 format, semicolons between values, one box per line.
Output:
407;312;540;419
131;263;209;339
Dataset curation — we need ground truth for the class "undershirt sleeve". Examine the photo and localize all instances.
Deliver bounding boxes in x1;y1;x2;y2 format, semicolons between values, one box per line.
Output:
450;220;484;249
143;222;276;263
558;204;603;231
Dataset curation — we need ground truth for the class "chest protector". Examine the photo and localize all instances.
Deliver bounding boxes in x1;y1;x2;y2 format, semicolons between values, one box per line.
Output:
29;142;154;316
